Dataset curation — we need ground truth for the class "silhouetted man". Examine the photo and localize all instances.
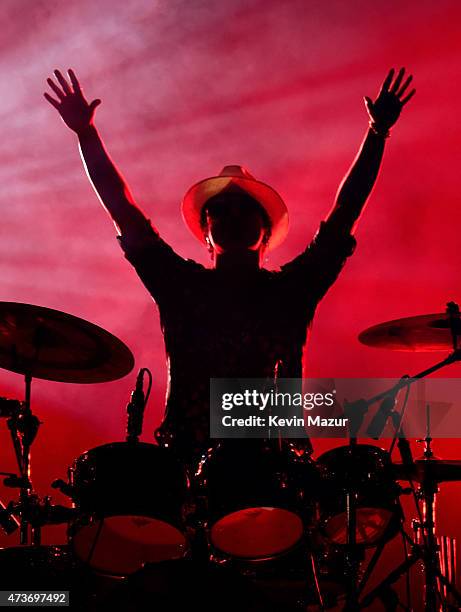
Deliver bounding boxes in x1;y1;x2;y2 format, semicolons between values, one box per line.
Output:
45;67;414;462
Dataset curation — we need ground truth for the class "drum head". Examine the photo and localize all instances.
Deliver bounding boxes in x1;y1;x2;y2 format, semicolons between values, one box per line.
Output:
201;440;314;560
69;442;189;575
210;507;303;559
317;444;401;547
72;516;187;576
323;507;395;545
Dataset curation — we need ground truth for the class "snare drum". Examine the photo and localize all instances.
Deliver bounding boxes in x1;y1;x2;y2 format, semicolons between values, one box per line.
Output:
196;439;318;561
316;444;402;547
68;442;189;576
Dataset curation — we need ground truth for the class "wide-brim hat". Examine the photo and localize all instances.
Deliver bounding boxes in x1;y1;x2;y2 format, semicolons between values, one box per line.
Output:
181;165;289;250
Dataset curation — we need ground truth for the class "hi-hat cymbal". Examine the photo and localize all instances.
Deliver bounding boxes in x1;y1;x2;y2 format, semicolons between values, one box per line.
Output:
359;313;461;352
0;302;134;383
393;458;461;483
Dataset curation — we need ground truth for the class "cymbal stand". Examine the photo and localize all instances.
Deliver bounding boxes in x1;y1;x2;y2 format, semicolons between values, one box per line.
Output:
359;522;461;609
343;415;361;611
415;405;444;611
360;406;461;610
5;373;41;545
341;346;461;610
352;303;461;609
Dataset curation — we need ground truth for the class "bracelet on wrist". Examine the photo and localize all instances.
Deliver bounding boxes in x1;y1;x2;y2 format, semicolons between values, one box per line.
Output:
368;120;390;139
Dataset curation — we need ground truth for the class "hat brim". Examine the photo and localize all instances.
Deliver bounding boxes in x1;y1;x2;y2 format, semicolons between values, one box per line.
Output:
181;175;289;251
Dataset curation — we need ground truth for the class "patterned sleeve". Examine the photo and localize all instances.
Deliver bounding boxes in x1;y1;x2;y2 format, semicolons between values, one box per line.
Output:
279;220;357;305
117;216;194;306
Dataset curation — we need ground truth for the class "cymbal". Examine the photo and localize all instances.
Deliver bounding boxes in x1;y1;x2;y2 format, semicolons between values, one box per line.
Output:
359;313;461;352
0;302;134;383
393;459;461;483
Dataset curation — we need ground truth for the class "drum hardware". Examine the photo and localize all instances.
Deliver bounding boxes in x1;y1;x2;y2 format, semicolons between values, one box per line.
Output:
0;376;43;545
1;395;76;543
343;352;461;442
322;302;461;610
0;497;20;535
410;408;459;611
0;401;24;537
349;303;461;611
180;485;214;564
344;441;363;612
355;407;461;611
0;302;135;552
436;534;457;607
360;481;461;611
51;477;75;498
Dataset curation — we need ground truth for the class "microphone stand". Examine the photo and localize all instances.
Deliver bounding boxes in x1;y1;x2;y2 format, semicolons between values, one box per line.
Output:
343;303;461;609
344;348;461;434
347;394;461;609
341;349;461;609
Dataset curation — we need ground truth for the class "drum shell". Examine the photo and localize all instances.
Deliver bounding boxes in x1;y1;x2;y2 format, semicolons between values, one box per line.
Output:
69;442;188;529
197;439;318;525
316;444;401;546
196;439;319;562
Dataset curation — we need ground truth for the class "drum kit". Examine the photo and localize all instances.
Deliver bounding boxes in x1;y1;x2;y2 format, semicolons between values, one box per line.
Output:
1;301;461;610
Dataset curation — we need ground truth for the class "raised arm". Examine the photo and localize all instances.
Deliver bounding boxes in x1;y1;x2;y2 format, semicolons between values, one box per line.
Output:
44;69;146;235
326;68;415;235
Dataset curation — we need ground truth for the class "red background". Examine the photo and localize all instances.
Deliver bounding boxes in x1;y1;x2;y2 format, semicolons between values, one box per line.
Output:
1;0;461;605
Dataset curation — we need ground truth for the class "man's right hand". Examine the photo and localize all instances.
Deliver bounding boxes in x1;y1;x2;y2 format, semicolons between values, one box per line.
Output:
44;69;101;134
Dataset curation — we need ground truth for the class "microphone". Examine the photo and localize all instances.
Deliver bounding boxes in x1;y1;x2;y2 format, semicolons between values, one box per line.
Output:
397;437;414;468
126;369;146;443
390;412;414;468
366;393;397;439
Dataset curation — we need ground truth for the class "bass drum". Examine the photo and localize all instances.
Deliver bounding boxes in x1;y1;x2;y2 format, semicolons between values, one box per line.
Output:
316;444;402;547
68;442;189;576
206;530;362;610
96;559;273;612
196;439;319;561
